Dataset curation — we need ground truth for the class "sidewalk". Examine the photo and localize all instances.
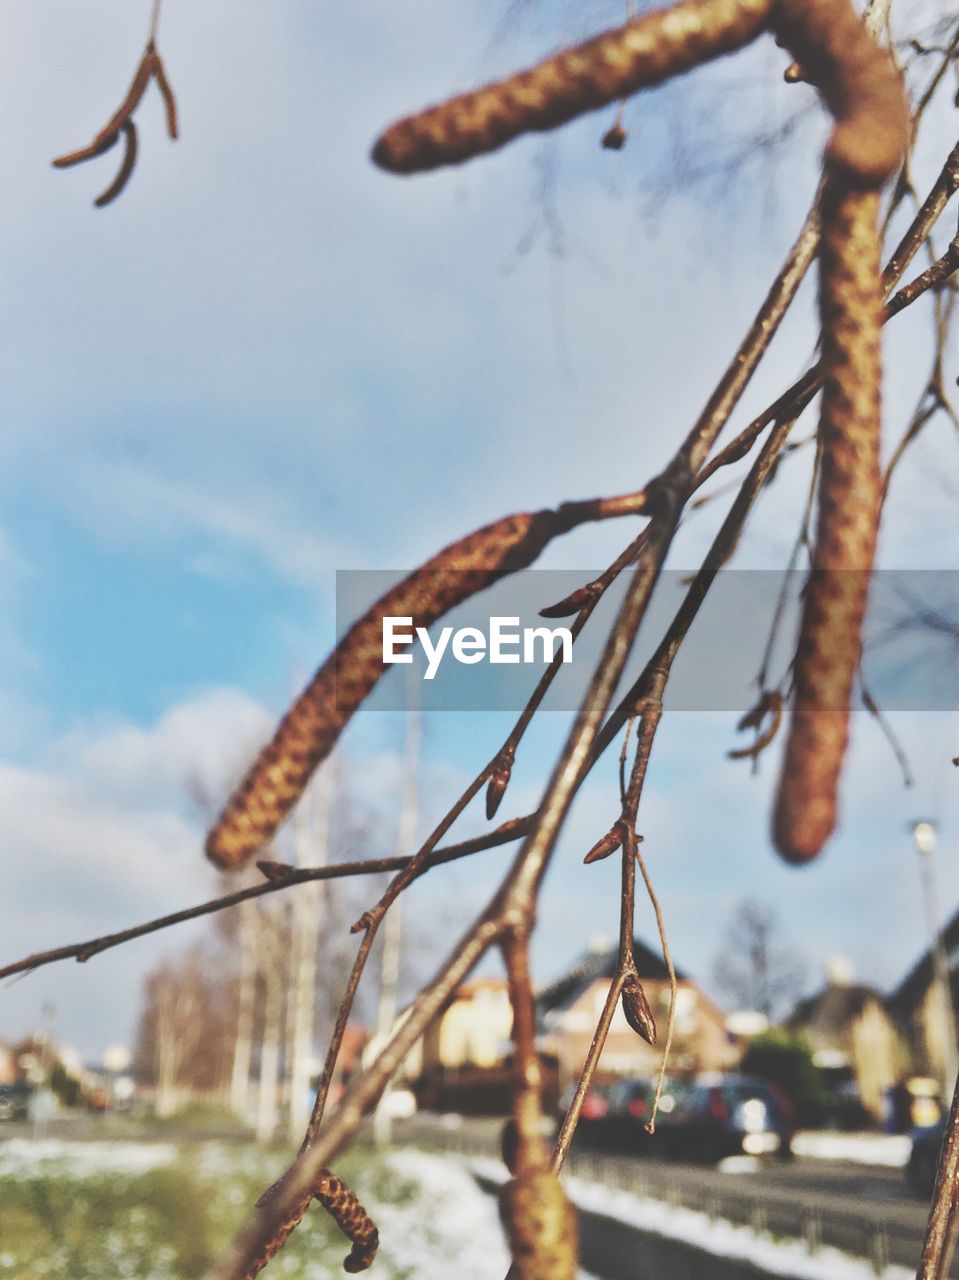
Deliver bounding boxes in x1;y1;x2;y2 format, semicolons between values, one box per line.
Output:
790;1132;912;1168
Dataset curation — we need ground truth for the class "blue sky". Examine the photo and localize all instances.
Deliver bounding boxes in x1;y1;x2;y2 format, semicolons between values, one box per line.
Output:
1;0;957;1061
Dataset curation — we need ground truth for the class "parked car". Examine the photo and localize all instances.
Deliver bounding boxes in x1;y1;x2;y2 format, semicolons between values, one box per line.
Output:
558;1077;678;1154
555;1080;622;1149
907;1120;945;1198
650;1074;795;1162
0;1081;33;1121
600;1078;657;1151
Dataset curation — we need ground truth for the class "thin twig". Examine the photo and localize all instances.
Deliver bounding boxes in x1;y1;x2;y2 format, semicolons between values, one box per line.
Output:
550;841;639;1173
486;529;649;819
149;0;163;46
886;234;959;320
633;830;676;1135
51;12;179;207
0;816;533;983
859;679;915;788
917;1072;959;1279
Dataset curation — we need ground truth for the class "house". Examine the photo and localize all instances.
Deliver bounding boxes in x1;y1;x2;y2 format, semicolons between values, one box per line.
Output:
536;935;737;1086
0;1039;15;1085
419;978;514;1072
788;961;906;1121
367;978;519;1113
386;977;514;1078
887;908;959;1090
378;937;737;1114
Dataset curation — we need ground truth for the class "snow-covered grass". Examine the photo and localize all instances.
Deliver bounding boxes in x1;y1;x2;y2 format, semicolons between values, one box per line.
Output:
0;1137;177;1178
0;1135;595;1279
373;1150;602;1280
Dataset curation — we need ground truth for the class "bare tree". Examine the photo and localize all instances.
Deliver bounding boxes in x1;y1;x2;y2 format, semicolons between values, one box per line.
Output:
713;899;809;1022
285;770;332;1138
134;943;233;1113
229;896;258;1119
372;707;420;1147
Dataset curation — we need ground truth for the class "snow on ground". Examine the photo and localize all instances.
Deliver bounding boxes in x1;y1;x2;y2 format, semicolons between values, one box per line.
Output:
791;1133;911;1168
0;1137;177;1178
380;1149;601;1280
717;1155;763;1174
471;1156;913;1280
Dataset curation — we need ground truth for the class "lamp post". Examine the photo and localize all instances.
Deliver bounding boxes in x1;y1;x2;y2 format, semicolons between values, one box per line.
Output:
911;820;959;1097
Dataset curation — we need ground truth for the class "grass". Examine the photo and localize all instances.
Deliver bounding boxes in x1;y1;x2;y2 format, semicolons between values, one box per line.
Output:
0;1139;424;1280
0;1165;210;1279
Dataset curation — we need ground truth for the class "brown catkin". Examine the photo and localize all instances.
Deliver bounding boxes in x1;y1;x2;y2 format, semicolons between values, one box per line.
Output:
499;1170;577;1280
773;180;883;862
769;0;908;186
372;0;772;174
206;510;561;867
314;1170;379;1273
94;121;138;208
370;0;906;865
244;1169;378;1280
764;0;905;861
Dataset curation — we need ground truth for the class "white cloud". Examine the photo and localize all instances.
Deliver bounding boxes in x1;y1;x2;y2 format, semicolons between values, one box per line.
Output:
0;527;36;681
0;683;475;1057
46;457;351;589
0;686;275;1054
50;686;274;809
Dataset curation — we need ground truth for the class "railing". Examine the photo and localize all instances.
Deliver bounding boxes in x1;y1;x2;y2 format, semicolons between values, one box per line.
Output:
406;1120;940;1277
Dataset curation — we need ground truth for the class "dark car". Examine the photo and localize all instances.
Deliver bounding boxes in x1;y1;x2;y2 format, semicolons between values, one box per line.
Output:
650;1074;795;1162
907;1120;945;1198
601;1078;657;1151
0;1081;33;1121
564;1077;685;1154
555;1081;620;1149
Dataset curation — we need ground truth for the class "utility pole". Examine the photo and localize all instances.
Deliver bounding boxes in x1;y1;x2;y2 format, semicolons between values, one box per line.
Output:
911;821;959;1096
373;702;420;1147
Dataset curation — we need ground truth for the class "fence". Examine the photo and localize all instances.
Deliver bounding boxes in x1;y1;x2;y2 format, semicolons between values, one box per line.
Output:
408;1120;941;1277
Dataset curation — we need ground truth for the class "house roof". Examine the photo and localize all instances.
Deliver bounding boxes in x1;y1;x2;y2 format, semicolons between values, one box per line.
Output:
789;982;884;1037
536;937;685;1017
888;905;959;1018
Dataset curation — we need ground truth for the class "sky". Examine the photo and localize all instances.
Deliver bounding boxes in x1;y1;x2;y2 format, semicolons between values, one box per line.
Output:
1;0;957;1063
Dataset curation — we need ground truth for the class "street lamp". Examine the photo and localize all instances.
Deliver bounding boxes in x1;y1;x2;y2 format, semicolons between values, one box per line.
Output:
911;820;959;1096
913;821;937;856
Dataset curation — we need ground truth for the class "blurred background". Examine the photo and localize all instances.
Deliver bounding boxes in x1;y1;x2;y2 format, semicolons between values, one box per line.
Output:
0;0;957;1275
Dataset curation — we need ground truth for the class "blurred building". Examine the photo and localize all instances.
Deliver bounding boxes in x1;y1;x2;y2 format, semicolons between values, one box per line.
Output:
888;906;959;1090
788;959;905;1122
369;978;519;1113
536;935;737;1085
0;1039;15;1084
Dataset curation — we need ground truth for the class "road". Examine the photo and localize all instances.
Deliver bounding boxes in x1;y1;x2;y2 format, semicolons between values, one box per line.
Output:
396;1113;941;1274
